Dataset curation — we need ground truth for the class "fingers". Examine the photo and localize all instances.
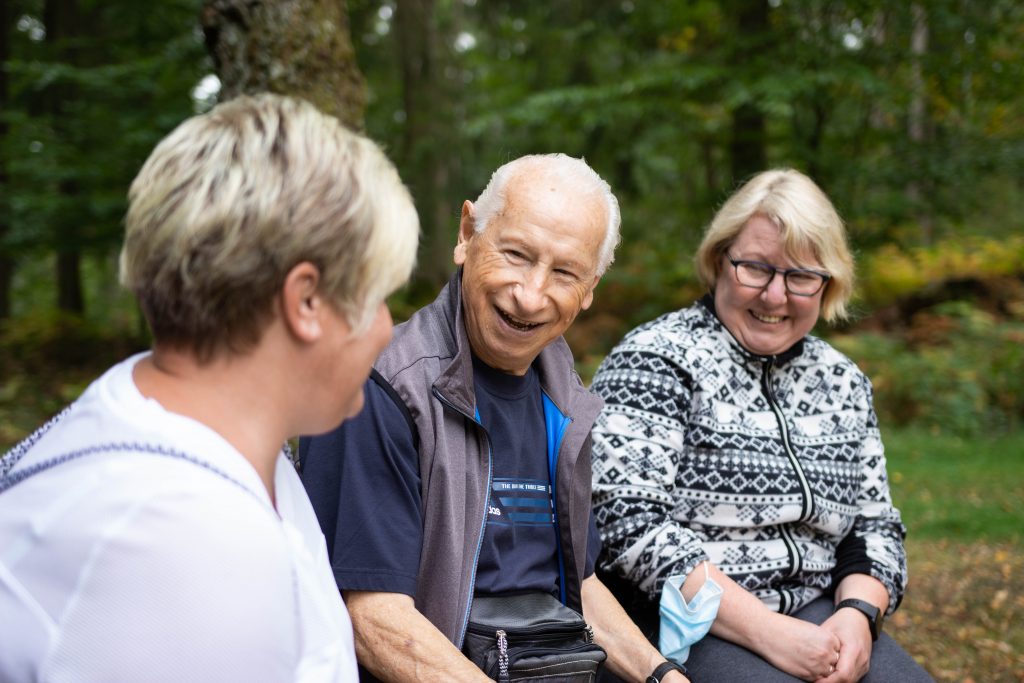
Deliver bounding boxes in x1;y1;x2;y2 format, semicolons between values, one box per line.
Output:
818;647;841;681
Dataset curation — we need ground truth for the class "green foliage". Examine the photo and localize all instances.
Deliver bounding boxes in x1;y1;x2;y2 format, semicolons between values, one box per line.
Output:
831;307;1024;436
0;308;147;450
2;0;207;309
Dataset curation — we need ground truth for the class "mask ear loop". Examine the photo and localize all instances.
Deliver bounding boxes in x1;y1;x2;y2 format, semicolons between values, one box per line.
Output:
701;560;710;584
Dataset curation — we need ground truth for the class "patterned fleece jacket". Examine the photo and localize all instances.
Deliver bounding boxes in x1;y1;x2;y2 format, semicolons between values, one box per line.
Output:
590;296;907;616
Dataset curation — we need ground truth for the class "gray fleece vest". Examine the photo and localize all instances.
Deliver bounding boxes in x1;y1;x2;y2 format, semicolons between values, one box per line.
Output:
372;272;603;648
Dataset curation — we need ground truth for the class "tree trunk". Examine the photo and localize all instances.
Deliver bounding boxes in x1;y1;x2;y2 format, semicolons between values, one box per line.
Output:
907;3;933;244
201;0;366;130
730;103;766;185
728;0;769;184
395;0;455;288
45;0;86;314
0;0;13;318
56;247;84;313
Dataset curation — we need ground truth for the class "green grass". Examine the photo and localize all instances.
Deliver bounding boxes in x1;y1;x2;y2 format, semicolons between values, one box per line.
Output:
884;428;1024;542
881;429;1024;680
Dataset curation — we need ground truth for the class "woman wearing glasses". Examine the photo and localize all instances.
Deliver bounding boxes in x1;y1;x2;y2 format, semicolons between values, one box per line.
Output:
590;169;931;682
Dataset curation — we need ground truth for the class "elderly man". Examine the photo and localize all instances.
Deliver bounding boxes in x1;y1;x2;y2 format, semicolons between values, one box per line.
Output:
300;154;688;683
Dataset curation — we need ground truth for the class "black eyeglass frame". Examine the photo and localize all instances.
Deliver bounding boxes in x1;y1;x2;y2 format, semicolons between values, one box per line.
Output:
726;255;831;297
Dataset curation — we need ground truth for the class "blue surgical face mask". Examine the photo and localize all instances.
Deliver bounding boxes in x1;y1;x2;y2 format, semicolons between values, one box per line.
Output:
659;561;723;664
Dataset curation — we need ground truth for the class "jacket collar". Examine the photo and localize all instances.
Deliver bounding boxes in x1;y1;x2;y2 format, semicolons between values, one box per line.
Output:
698;293;806;365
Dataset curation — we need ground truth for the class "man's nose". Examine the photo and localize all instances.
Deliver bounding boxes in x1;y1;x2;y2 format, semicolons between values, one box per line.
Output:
513;269;547;314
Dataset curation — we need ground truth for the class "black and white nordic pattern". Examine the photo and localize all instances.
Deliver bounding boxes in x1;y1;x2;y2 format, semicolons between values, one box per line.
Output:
591;300;907;615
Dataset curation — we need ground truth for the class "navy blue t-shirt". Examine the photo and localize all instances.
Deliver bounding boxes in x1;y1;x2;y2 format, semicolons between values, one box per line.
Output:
472;356;559;595
299;358;601;600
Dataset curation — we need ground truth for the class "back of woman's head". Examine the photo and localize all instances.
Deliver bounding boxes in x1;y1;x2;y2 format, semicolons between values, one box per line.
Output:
120;94;419;361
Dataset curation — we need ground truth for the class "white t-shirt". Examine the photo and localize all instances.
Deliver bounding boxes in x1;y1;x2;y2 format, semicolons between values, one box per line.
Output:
0;354;357;682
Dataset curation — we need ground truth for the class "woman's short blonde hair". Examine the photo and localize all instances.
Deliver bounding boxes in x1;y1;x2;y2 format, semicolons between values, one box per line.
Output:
120;94;418;360
694;168;854;322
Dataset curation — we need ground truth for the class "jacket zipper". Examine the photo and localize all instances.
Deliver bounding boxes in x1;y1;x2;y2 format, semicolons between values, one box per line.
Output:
760;359;813;582
433;387;493;649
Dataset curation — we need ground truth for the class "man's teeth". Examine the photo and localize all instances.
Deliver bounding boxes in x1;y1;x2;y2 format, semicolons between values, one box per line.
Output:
752;312;784;323
499;309;539;330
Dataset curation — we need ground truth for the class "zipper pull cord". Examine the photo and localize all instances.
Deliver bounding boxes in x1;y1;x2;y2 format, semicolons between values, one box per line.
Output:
496;629;510;682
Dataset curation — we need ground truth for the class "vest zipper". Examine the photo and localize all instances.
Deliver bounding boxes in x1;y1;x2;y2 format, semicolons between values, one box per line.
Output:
432;387;493;649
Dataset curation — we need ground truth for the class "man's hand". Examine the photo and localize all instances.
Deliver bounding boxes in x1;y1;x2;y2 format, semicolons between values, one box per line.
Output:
580;576;691;682
344;591;490;683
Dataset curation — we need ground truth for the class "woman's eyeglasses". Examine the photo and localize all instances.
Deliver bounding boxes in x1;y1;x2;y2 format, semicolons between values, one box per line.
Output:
727;256;831;297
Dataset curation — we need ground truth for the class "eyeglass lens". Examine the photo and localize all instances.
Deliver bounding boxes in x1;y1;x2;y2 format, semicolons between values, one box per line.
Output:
734;261;826;296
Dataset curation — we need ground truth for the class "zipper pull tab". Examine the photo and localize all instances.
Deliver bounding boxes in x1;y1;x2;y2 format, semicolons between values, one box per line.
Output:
585;623;595;644
496;629;510;682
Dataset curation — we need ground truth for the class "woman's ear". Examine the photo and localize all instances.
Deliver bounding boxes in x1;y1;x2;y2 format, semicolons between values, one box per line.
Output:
280;262;324;343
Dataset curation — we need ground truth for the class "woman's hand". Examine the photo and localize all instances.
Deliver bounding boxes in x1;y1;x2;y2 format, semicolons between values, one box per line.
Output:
815;573;889;682
753;612;842;682
703;566;841;681
813;608;873;683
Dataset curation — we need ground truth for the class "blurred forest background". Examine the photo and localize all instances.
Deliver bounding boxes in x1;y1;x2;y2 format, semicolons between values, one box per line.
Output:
1;0;1022;680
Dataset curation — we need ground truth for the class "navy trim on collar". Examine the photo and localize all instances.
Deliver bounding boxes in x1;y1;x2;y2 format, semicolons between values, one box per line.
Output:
698;293;806;364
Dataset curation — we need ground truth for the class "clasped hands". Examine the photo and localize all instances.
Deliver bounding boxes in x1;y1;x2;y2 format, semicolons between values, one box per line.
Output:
759;609;872;683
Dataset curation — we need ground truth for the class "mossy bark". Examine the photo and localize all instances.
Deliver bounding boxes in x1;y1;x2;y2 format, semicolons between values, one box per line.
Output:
201;0;366;130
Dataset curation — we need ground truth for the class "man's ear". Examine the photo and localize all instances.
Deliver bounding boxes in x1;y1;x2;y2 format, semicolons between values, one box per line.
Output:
581;275;601;311
453;200;476;266
281;262;324;343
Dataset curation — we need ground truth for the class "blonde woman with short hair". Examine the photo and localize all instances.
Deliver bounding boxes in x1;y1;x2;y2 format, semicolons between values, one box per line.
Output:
0;93;418;683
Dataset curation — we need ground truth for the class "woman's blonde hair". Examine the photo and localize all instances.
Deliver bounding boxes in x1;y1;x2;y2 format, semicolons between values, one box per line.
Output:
120;94;419;360
694;168;854;322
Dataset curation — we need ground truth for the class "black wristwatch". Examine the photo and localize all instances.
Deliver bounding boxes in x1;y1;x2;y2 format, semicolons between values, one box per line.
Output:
647;660;687;682
834;598;884;641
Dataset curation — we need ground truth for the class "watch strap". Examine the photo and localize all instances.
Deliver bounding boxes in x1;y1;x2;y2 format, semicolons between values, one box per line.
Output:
647;660;687;682
834;598;881;641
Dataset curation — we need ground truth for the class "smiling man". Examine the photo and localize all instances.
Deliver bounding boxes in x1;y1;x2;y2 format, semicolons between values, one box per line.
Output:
300;154;689;683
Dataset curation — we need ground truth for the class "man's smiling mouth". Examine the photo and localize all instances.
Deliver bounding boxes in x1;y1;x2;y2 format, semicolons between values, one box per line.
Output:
497;307;542;331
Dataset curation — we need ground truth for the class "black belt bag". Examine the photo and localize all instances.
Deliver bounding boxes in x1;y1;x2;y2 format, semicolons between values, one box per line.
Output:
462;593;607;682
